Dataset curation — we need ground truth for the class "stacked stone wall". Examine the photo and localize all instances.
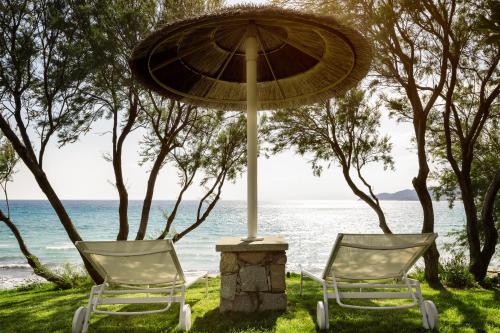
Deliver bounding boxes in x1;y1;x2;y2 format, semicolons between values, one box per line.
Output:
219;251;287;312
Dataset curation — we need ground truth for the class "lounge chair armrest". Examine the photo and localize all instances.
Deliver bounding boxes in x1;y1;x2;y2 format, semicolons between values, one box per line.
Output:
301;268;325;285
184;271;208;289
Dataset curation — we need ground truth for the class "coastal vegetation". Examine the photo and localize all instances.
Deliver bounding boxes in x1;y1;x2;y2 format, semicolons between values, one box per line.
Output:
0;276;498;332
273;0;500;286
0;0;243;285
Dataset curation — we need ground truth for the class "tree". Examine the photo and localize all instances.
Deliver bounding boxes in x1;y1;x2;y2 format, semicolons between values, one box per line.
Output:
277;0;467;287
0;0;104;282
431;116;499;282
262;88;394;234
135;98;196;240
432;120;499;278
160;0;225;22
156;112;247;241
88;0;157;240
88;0;227;241
439;0;499;283
0;0;241;285
134;98;247;241
420;0;500;283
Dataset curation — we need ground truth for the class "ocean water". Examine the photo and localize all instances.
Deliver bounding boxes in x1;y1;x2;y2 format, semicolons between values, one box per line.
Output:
0;200;496;287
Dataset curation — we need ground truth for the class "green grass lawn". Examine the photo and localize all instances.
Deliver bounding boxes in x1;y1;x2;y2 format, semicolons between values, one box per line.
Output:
0;275;498;332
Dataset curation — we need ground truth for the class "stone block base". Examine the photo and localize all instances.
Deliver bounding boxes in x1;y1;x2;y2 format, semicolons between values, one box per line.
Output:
216;237;288;313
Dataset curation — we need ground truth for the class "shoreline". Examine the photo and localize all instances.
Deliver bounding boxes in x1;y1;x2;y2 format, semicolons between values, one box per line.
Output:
0;267;45;290
1;265;498;291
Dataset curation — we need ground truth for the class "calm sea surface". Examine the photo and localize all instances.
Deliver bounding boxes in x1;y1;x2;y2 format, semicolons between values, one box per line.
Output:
0;200;497;287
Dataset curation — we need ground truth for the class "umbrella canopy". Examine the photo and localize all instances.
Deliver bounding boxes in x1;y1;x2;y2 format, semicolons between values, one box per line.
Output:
129;5;372;240
129;5;371;111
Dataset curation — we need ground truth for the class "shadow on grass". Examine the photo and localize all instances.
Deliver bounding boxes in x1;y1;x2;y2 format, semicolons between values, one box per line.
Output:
191;308;282;332
89;303;182;332
293;276;440;333
1;278;499;333
0;287;89;333
432;288;495;332
88;287;210;333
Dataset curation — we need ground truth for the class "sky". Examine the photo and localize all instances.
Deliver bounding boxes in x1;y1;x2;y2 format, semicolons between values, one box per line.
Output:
5;0;422;201
7;111;418;201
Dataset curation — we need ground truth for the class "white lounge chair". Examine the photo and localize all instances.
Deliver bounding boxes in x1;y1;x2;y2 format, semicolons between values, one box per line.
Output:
72;239;208;333
300;233;439;330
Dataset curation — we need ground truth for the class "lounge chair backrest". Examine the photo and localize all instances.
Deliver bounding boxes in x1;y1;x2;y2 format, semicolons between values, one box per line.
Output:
75;239;185;285
323;233;437;280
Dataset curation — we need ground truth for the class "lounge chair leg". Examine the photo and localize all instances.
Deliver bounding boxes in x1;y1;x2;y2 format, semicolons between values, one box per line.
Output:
179;287;186;327
81;286;96;333
205;275;209;297
322;283;329;330
81;305;91;333
299;270;303;296
414;281;429;329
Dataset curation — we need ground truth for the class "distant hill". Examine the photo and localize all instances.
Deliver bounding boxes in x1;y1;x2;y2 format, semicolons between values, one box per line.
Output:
376;189;419;201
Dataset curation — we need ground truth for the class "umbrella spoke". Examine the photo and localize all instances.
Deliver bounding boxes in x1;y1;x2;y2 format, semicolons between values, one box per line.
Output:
201;30;247;98
255;26;286;100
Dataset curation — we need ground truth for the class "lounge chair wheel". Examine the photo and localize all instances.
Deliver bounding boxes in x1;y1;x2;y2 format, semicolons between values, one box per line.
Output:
316;301;327;330
424;300;438;329
72;307;86;333
179;304;192;331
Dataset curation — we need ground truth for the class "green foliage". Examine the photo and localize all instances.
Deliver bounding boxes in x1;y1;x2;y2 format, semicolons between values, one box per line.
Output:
58;264;93;289
440;252;478;289
13;282;48;292
262;88;393;176
0;135;17;184
431;119;500;221
408;265;426;283
481;274;500;289
160;0;225;22
476;0;500;45
262;87;393;232
0;0;104;146
201;113;247;182
86;0;158;118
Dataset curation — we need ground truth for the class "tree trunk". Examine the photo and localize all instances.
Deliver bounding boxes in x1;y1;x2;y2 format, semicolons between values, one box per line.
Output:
114;169;129;241
136;145;170;240
341;168;392;234
0;210;71;288
111;96;140;241
458;173;484;281
471;170;500;282
422;242;441;287
412;115;442;288
112;145;129;241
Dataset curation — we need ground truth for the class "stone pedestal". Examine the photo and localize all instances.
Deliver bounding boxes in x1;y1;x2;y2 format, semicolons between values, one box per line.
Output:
216;236;288;312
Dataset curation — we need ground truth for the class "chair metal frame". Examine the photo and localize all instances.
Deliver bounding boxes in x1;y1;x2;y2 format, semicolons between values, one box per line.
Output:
299;233;438;330
74;240;208;333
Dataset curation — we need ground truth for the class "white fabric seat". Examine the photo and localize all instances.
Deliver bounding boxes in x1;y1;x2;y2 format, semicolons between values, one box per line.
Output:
300;233;439;330
72;239;208;333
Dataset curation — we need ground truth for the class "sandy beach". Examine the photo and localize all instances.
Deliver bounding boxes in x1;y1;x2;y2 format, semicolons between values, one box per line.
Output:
0;266;45;290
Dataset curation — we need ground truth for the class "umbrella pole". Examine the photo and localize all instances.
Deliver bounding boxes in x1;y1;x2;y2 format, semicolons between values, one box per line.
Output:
244;35;261;241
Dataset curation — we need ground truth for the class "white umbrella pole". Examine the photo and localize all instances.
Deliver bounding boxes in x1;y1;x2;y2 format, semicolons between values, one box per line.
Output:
244;35;260;241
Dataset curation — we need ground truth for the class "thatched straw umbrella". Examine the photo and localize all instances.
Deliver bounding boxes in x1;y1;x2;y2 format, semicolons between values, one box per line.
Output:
129;5;371;241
